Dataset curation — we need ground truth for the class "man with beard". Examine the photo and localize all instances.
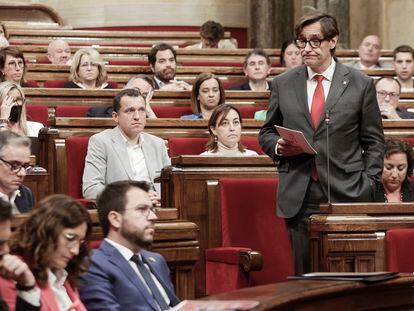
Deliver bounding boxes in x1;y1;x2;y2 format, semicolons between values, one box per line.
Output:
79;180;180;311
82;88;170;202
148;43;192;91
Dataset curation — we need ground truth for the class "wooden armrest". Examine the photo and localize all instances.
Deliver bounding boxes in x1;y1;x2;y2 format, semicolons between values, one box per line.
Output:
239;250;263;272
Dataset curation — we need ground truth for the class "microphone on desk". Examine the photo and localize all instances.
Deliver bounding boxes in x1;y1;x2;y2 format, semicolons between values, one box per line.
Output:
325;111;331;204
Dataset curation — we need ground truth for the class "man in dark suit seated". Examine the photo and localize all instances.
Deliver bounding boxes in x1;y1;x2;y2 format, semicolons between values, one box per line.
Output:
228;48;272;91
0;131;34;214
0;200;39;311
79;180;180;311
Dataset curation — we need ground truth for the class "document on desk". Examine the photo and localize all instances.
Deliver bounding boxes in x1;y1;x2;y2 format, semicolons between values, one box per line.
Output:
288;272;399;283
274;125;317;154
171;300;260;310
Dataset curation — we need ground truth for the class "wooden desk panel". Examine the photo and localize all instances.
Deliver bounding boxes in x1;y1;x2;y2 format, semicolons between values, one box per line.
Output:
204;274;414;311
23;171;49;202
309;203;414;273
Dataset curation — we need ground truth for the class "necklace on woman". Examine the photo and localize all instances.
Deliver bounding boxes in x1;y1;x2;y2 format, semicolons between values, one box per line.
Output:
384;192;403;203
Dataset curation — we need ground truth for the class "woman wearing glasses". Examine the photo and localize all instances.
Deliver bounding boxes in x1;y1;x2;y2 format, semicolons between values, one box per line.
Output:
0;46;32;87
0;194;91;311
201;104;258;156
64;48;112;90
0;81;43;137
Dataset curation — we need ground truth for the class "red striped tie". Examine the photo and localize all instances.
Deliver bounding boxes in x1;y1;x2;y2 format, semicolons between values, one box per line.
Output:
310;75;325;181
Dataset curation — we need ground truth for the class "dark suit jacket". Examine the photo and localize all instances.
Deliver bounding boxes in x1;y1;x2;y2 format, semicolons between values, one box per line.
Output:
15;186;34;214
228;81;271;90
86;105;113;118
259;62;385;218
0;296;40;311
79;240;180;311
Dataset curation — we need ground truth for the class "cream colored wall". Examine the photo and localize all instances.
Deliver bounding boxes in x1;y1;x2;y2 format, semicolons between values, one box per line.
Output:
349;0;414;49
6;0;248;28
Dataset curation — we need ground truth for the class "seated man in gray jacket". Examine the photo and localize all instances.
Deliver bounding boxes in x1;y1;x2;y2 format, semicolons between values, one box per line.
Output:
82;88;170;205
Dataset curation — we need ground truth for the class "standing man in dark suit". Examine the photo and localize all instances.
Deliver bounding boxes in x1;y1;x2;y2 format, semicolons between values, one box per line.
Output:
0;131;34;214
79;180;180;310
259;12;384;275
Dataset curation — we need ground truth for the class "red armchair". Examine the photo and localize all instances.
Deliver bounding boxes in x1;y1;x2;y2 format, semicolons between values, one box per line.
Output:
65;136;94;207
205;178;294;295
151;106;193;118
44;80;68;88
386;228;414;272
26;105;49;126
55;106;92;117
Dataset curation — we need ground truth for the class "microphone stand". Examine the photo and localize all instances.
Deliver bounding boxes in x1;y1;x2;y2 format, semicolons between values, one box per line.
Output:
325;112;331;204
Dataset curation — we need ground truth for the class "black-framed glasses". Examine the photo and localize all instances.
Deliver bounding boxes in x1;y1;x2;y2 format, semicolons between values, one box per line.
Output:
377;90;400;99
0;157;31;173
296;38;327;49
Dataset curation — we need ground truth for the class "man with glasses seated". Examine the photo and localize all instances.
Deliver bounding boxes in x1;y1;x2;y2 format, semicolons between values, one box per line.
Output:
375;77;414;119
79;180;180;311
86;75;157;119
0;130;33;214
259;11;384;275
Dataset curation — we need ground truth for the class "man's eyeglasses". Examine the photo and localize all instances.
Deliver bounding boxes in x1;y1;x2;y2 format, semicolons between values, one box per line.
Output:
0;157;31;173
296;38;327;49
129;206;158;218
6;60;24;70
377;90;400;99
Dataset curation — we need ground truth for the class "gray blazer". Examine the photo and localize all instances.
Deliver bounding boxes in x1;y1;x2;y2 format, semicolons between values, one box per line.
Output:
259;62;385;218
82;127;170;199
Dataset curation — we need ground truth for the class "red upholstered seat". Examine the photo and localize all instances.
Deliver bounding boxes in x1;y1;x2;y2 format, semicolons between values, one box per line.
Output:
44;80;68;88
240;137;264;155
151;106;193;118
205;178;294;295
401;138;414;147
55;106;92;117
26;105;48;126
168;137;208;157
386;229;414;272
66;136;90;199
238;106;266;119
24;80;39;87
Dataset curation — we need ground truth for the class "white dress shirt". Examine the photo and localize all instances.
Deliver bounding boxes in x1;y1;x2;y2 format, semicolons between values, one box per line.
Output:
47;269;74;311
0;190;21;215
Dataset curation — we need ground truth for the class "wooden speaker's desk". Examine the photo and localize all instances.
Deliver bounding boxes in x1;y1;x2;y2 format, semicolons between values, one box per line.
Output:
204;274;414;311
310;203;414;273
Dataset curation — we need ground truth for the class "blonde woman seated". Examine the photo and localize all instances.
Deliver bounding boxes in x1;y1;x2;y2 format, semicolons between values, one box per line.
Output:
181;72;225;120
201;104;258;156
0;81;43;137
64;48;112;90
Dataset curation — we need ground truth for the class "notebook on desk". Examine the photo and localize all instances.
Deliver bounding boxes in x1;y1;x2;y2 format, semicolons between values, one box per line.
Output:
289;272;399;283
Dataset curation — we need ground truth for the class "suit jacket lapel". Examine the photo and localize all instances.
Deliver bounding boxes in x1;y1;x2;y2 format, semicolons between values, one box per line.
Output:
102;241;159;311
111;127;134;179
324;63;350;117
40;283;59;311
294;66;314;129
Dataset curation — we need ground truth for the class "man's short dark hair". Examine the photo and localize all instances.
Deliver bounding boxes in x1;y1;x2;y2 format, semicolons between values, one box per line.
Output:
0;199;12;222
294;11;339;55
112;88;145;112
148;43;177;67
97;180;151;236
243;48;271;67
200;20;225;42
125;74;155;89
393;45;414;60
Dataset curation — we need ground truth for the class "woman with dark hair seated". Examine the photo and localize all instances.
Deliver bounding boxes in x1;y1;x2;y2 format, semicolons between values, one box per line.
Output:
181;72;225;120
201;104;258;156
0;46;32;87
0;195;92;311
374;138;414;202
